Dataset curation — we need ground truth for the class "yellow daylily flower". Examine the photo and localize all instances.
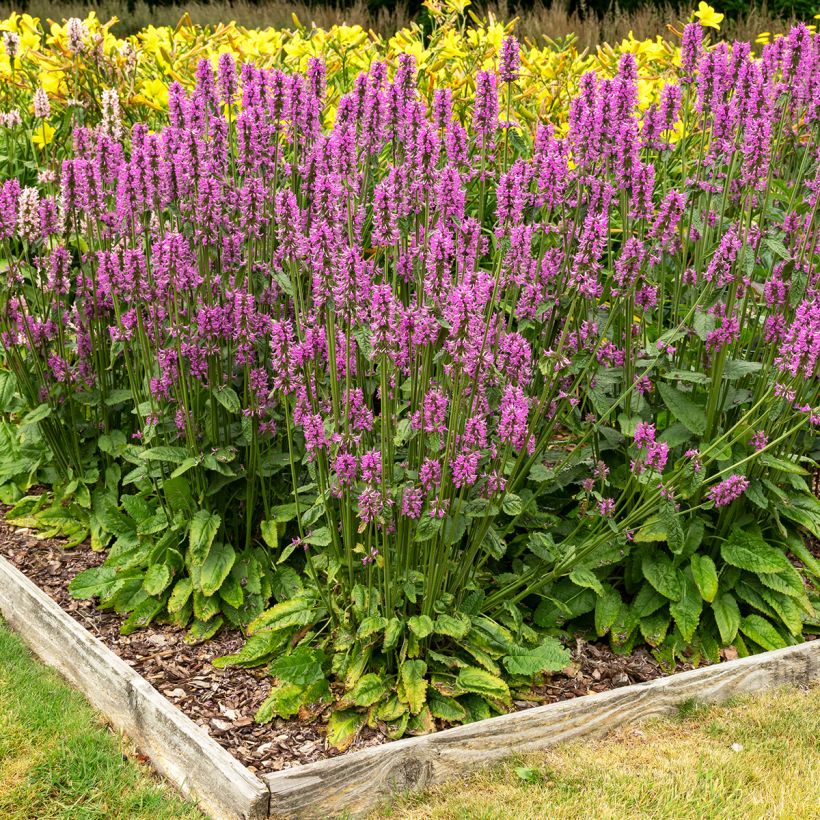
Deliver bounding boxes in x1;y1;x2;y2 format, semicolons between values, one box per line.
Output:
694;2;724;30
38;69;64;97
139;77;169;108
31;120;55;148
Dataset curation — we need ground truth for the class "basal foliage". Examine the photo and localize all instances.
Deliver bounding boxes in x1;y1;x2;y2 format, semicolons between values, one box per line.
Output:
0;18;818;746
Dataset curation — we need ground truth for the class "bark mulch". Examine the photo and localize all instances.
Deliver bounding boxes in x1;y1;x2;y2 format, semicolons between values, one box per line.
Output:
0;519;735;775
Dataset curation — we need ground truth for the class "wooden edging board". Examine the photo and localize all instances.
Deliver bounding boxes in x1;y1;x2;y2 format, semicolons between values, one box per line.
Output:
0;555;270;820
1;550;819;820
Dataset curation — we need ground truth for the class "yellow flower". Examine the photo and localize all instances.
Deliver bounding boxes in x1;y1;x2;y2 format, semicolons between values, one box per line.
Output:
38;69;64;97
139;77;169;108
445;0;471;13
32;121;55;149
694;2;724;30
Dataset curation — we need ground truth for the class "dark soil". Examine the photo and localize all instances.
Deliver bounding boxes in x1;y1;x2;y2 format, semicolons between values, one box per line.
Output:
0;519;735;775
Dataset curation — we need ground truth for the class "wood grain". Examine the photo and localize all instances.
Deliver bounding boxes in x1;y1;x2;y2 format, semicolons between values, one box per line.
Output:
0;555;269;820
263;639;820;819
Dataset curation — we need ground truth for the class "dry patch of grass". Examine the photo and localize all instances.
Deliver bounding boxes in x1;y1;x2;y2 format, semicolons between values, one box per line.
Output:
378;685;820;820
0;618;204;820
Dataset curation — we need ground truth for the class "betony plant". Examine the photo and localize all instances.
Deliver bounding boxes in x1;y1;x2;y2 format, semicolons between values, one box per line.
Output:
0;23;818;744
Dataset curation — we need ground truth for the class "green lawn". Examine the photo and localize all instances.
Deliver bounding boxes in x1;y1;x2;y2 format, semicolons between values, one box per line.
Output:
378;684;820;820
0;618;204;820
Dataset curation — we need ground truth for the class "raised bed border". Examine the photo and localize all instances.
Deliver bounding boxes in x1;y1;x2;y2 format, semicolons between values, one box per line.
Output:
1;551;819;819
0;555;270;820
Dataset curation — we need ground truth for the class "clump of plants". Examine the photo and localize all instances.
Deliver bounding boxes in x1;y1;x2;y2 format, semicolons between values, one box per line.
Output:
1;22;818;747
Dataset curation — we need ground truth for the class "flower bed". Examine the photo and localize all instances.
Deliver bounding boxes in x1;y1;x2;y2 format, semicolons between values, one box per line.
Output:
0;6;818;755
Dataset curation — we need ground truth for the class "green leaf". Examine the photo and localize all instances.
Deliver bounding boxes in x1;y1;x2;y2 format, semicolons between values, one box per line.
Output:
415;515;442;542
778;495;820;539
21;403;52;426
657;383;706;435
427;690;467;722
720;529;792;575
305;527;332;547
375;696;408;722
198;541;236;596
595;585;622;636
168;578;193;614
460;693;491;723
639;609;671;646
270;647;325;687
434;613;471;639
184;616;223;644
683;519;705;557
248;596;315;634
669;574;702;643
193;590;221;622
383;617;403;651
759;588;805;636
442;514;467;545
270;503;300;523
634;516;667;543
664;370;710;385
214;386;241;414
739;614;788;651
502;493;523;516
712;593;741;644
758;564;807;600
400;660;428;715
98;431;128;456
690;554;718;602
260;520;278;550
68;566;119;599
528;532;557;562
722;360;762;380
658;503;685;554
219;572;244;609
256;683;306;722
348;673;388;707
785;536;820;580
142;563;172;596
163;475;193;512
139;446;189;464
212;630;289;669
569;568;603;595
0;370;18;411
357;615;387;640
407;614;434;639
270;566;302;601
188;510;221;565
515;767;543;784
642;552;683;600
757;452;808;475
481;526;507;559
120;596;165;635
633;583;667;618
502;639;571;676
456;666;511;704
326;709;365;751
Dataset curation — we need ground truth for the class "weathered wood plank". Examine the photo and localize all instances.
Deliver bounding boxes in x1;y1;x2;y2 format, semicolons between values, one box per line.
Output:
0;555;269;820
263;639;820;819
